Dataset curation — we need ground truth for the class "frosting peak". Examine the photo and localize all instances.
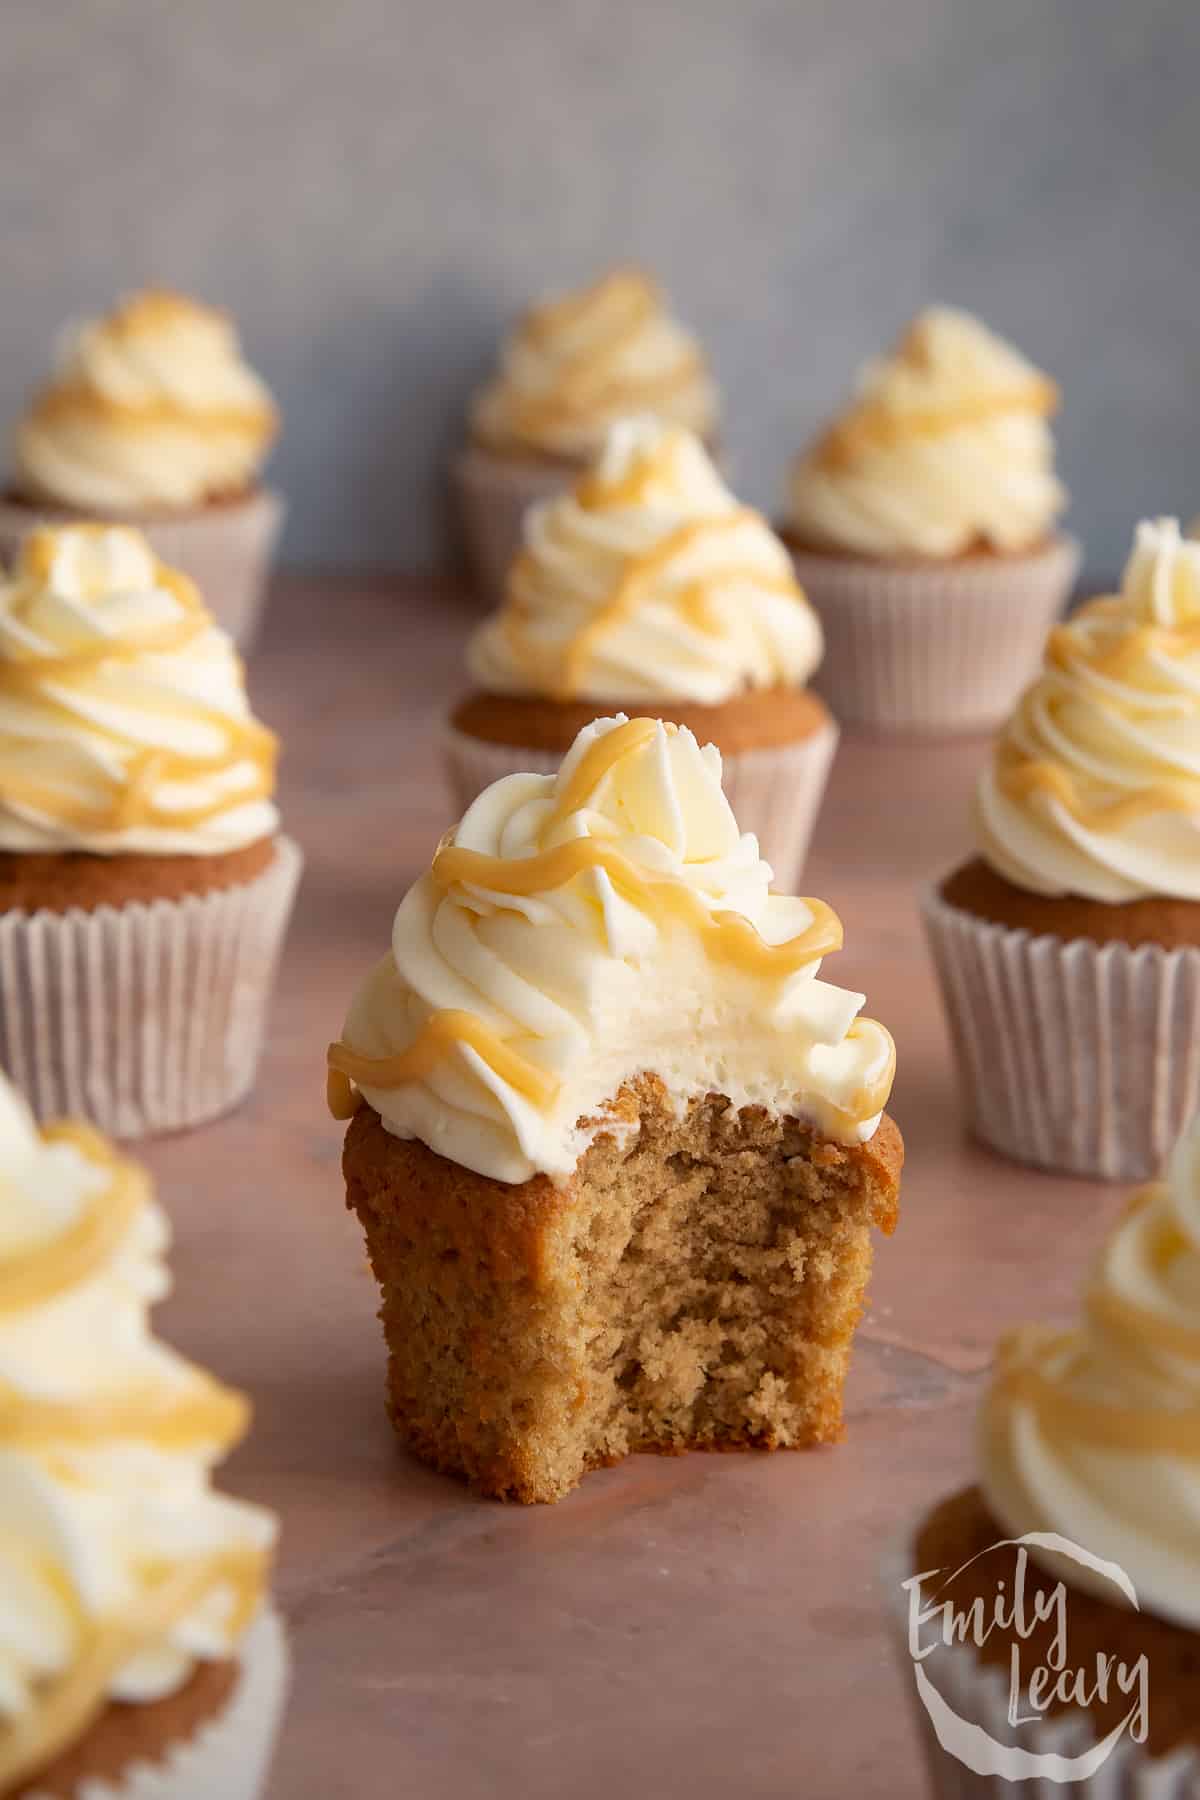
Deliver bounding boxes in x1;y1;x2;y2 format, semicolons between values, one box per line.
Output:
787;306;1066;557
470;267;717;460
975;518;1200;902
981;1112;1200;1629
14;288;277;512
0;523;279;856
0;1074;276;1791
468;419;824;704
330;715;894;1184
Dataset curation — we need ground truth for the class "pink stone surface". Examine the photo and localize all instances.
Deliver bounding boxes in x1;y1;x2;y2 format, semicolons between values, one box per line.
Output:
140;577;1128;1799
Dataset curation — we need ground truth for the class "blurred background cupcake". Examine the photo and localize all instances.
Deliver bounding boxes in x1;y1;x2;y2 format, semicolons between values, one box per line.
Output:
453;266;719;607
0;289;283;647
923;517;1200;1181
887;1110;1200;1792
783;306;1079;733
448;416;834;887
0;1071;287;1799
0;522;301;1136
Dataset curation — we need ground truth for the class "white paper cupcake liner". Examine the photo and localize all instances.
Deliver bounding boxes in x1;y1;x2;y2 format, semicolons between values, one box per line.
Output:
921;883;1200;1182
24;1606;290;1800
0;837;302;1139
881;1539;1199;1798
0;491;285;650
787;535;1080;734
444;718;839;887
451;447;580;609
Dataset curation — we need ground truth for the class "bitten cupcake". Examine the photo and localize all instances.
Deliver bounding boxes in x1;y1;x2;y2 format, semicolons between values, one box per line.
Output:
449;417;835;886
0;523;301;1136
923;517;1200;1182
0;290;282;646
889;1111;1200;1793
783;306;1079;732
330;715;902;1503
454;266;718;605
0;1072;287;1799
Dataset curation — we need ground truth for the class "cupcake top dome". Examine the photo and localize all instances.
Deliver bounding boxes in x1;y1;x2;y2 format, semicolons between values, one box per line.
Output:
469;267;718;461
787;306;1066;558
329;714;895;1184
468;417;823;705
0;523;279;856
0;1071;276;1792
975;518;1200;902
13;288;278;513
981;1108;1200;1628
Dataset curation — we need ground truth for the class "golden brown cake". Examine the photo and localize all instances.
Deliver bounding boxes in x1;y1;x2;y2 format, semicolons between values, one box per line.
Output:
345;1081;902;1503
451;683;831;758
331;715;901;1503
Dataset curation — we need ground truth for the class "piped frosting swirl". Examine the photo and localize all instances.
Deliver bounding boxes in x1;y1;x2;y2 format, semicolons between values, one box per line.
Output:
468;418;823;704
13;289;277;513
470;268;717;461
329;715;894;1184
981;1112;1200;1628
0;523;279;855
787;306;1066;558
975;518;1200;902
0;1074;276;1792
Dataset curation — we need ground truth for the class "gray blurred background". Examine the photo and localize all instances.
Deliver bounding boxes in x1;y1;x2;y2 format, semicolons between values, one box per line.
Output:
3;0;1196;576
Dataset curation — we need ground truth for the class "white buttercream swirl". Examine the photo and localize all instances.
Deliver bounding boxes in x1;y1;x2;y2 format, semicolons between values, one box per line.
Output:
975;518;1200;902
0;1073;276;1790
471;268;717;460
787;306;1066;558
0;523;279;855
13;289;277;513
334;715;894;1185
981;1112;1200;1630
469;419;823;704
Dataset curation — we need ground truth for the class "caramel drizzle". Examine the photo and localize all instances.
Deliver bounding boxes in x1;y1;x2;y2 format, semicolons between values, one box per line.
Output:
505;505;803;700
816;377;1058;467
0;1117;251;1451
0;536;277;834
503;269;705;436
997;1340;1200;1456
0;1122;144;1313
325;716;888;1125
0;1549;268;1795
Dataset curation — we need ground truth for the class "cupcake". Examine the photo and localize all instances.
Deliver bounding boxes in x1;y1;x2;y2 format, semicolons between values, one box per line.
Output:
923;517;1200;1182
783;306;1079;732
449;417;835;887
330;714;902;1503
889;1113;1200;1793
0;523;302;1136
0;1072;287;1798
0;290;282;647
454;266;718;605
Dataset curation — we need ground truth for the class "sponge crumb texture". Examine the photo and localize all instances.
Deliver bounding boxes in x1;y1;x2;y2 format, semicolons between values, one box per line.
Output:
344;1077;903;1503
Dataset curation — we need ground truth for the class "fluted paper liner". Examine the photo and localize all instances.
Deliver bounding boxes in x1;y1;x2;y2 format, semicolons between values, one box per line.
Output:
922;883;1200;1182
0;491;285;650
444;719;839;889
452;448;579;609
25;1607;289;1800
881;1539;1199;1799
788;535;1080;734
0;837;302;1139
